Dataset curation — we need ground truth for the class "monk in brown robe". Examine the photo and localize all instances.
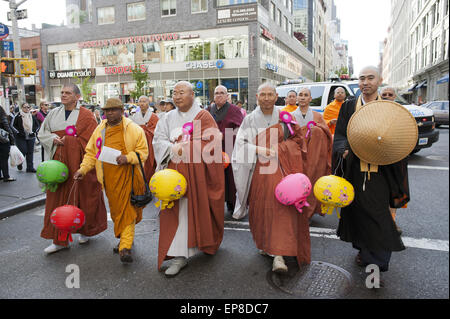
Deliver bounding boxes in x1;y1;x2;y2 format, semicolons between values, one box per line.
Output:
153;81;225;277
130;95;159;180
292;88;332;219
74;98;149;263
207;85;244;213
38;84;107;254
232;83;310;273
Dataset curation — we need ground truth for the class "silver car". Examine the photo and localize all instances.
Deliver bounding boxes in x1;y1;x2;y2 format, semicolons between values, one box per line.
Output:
422;101;449;127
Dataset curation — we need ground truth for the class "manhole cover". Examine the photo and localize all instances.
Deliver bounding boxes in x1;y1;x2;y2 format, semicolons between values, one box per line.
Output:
267;260;353;298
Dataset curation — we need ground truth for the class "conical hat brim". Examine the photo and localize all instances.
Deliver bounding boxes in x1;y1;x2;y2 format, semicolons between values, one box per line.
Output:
347;100;418;165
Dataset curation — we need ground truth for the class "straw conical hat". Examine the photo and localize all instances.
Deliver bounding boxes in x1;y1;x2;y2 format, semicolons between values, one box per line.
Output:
347;100;418;166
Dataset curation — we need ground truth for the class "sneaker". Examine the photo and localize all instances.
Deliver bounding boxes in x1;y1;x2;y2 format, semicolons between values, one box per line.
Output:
3;177;16;182
272;256;288;273
44;244;69;254
165;257;188;277
78;234;89;244
119;248;133;263
26;168;37;173
17;164;22;171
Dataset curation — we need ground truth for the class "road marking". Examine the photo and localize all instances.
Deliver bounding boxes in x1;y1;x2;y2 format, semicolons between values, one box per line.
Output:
224;222;449;252
408;165;449;170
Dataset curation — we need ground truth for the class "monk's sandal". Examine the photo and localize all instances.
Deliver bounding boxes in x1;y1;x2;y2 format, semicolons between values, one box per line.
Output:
272;256;288;273
165;257;188;277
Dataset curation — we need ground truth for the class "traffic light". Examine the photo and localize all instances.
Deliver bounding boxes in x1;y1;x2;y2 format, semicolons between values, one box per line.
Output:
0;59;15;75
19;59;36;75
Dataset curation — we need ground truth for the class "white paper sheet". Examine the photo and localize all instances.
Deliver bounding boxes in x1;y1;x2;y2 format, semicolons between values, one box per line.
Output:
98;146;122;165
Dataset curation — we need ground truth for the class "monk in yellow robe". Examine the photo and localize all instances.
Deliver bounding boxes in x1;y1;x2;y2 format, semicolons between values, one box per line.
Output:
323;87;346;135
281;90;298;113
74;98;149;263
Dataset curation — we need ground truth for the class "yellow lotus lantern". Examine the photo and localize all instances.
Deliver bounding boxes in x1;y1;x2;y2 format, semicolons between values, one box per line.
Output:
313;175;354;218
149;169;187;210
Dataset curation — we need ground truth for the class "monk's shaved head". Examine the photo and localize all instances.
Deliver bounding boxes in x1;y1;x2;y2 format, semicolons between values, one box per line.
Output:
359;66;381;78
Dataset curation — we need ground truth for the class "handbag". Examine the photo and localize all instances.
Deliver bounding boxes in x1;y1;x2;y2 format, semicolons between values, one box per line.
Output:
130;152;153;207
0;128;9;144
9;145;25;167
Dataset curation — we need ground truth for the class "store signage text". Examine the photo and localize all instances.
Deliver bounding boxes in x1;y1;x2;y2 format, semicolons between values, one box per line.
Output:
265;63;278;72
186;60;224;70
105;65;147;75
48;68;95;79
78;33;180;49
261;28;275;41
217;3;258;25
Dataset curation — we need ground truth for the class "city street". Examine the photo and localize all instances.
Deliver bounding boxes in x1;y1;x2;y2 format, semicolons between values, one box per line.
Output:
0;127;448;300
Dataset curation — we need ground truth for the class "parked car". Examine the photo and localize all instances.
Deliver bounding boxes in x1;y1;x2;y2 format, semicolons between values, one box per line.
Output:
421;101;449;127
50;102;63;109
276;81;439;153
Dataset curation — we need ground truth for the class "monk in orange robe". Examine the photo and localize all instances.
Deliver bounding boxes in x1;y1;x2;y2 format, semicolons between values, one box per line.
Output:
281;89;298;113
323;87;346;135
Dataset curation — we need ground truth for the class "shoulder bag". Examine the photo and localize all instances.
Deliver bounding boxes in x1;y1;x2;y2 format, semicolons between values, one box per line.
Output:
130;152;153;207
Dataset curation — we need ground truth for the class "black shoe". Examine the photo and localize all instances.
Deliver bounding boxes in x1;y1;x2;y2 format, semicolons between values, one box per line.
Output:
3;177;16;182
26;168;37;173
119;248;133;263
17;164;23;171
226;202;235;212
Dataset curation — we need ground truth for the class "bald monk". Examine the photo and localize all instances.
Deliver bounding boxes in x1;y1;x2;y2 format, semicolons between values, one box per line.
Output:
290;88;332;219
282;90;298;113
74;98;149;263
131;95;159;180
38;84;107;254
233;83;310;273
323;87;346;135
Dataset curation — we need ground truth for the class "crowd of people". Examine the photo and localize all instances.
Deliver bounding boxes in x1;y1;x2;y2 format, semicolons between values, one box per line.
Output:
0;65;410;287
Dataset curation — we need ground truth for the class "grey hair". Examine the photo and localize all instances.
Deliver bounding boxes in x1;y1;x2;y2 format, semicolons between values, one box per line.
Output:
138;95;149;102
63;84;81;95
257;82;277;94
175;81;194;92
380;86;397;94
359;65;381;77
214;85;228;92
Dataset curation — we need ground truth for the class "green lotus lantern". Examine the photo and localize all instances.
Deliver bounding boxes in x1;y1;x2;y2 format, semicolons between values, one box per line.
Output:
36;160;69;192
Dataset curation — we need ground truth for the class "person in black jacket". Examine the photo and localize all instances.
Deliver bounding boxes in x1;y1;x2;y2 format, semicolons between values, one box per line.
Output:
13;103;39;173
0;105;16;182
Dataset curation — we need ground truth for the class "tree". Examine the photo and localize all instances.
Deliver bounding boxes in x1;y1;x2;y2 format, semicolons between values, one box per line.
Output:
129;64;149;101
75;76;94;103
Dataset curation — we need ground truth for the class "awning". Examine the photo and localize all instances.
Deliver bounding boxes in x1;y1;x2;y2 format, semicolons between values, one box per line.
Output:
416;80;427;89
407;83;418;91
437;74;449;84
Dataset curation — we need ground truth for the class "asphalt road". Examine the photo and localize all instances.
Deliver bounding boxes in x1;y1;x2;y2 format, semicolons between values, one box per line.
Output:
0;127;448;301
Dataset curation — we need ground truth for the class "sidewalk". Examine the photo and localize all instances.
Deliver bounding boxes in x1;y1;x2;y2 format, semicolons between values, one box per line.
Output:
0;145;45;219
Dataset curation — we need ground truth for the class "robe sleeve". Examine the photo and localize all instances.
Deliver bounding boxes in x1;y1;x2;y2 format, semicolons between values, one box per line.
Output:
37;110;59;161
125;124;149;164
78;128;99;176
152;115;175;169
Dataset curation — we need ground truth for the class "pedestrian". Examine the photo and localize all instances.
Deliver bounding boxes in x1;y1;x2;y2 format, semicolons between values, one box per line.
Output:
207;85;244;213
332;66;408;284
36;101;50;161
291;88;332;219
38;84;107;254
323;87;347;135
236;100;247;117
92;106;103;124
0;106;16;182
130;95;159;183
153;81;225;277
74;97;149;263
164;98;175;112
232;82;311;273
13;103;40;173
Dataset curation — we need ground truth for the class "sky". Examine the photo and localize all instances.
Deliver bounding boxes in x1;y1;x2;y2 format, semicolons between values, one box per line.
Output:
0;0;392;77
334;0;391;77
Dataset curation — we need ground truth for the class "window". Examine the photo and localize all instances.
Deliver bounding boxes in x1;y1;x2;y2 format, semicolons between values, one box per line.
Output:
192;0;207;13
289;21;293;36
161;0;176;16
22;50;30;59
217;0;257;6
98;6;115;25
270;2;276;21
277;9;282;26
309;86;325;106
127;2;146;21
283;16;288;32
32;49;38;59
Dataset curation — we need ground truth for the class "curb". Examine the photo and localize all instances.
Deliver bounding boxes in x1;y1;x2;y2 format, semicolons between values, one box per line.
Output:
0;195;46;220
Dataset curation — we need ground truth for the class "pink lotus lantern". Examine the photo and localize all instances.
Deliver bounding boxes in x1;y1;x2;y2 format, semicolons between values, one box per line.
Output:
182;122;193;142
275;173;312;213
305;121;317;139
65;125;77;137
279;111;297;135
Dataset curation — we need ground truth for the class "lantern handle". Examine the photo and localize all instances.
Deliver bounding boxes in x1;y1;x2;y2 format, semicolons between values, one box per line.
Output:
66;180;79;206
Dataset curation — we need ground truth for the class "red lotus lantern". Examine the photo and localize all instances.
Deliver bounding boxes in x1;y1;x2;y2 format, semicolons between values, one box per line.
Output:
222;152;230;169
50;205;85;242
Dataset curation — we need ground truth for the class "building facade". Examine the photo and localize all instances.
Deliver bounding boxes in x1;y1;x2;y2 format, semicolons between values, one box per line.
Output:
40;0;315;109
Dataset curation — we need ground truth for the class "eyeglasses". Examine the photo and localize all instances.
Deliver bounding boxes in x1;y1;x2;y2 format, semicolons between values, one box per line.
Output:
214;92;227;96
382;93;395;97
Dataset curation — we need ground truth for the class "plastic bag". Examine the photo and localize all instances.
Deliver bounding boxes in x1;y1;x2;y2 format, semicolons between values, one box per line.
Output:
9;145;25;167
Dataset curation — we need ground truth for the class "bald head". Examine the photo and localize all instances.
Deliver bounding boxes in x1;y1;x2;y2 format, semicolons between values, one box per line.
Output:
257;82;277;94
359;66;381;78
173;81;195;112
334;87;346;102
358;65;383;100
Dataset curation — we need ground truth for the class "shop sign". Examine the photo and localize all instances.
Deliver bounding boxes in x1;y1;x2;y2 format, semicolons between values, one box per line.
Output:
217;3;258;25
48;68;95;79
265;63;278;72
261;28;275;41
78;33;180;49
105;65;147;75
186;60;225;70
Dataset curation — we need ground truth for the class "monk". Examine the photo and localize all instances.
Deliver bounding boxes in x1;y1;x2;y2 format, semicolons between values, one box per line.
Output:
131;95;159;180
281;90;298;113
291;88;332;219
232;82;310;273
153;81;225;277
323;87;346;135
207;85;244;213
74;98;149;263
38;84;107;254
